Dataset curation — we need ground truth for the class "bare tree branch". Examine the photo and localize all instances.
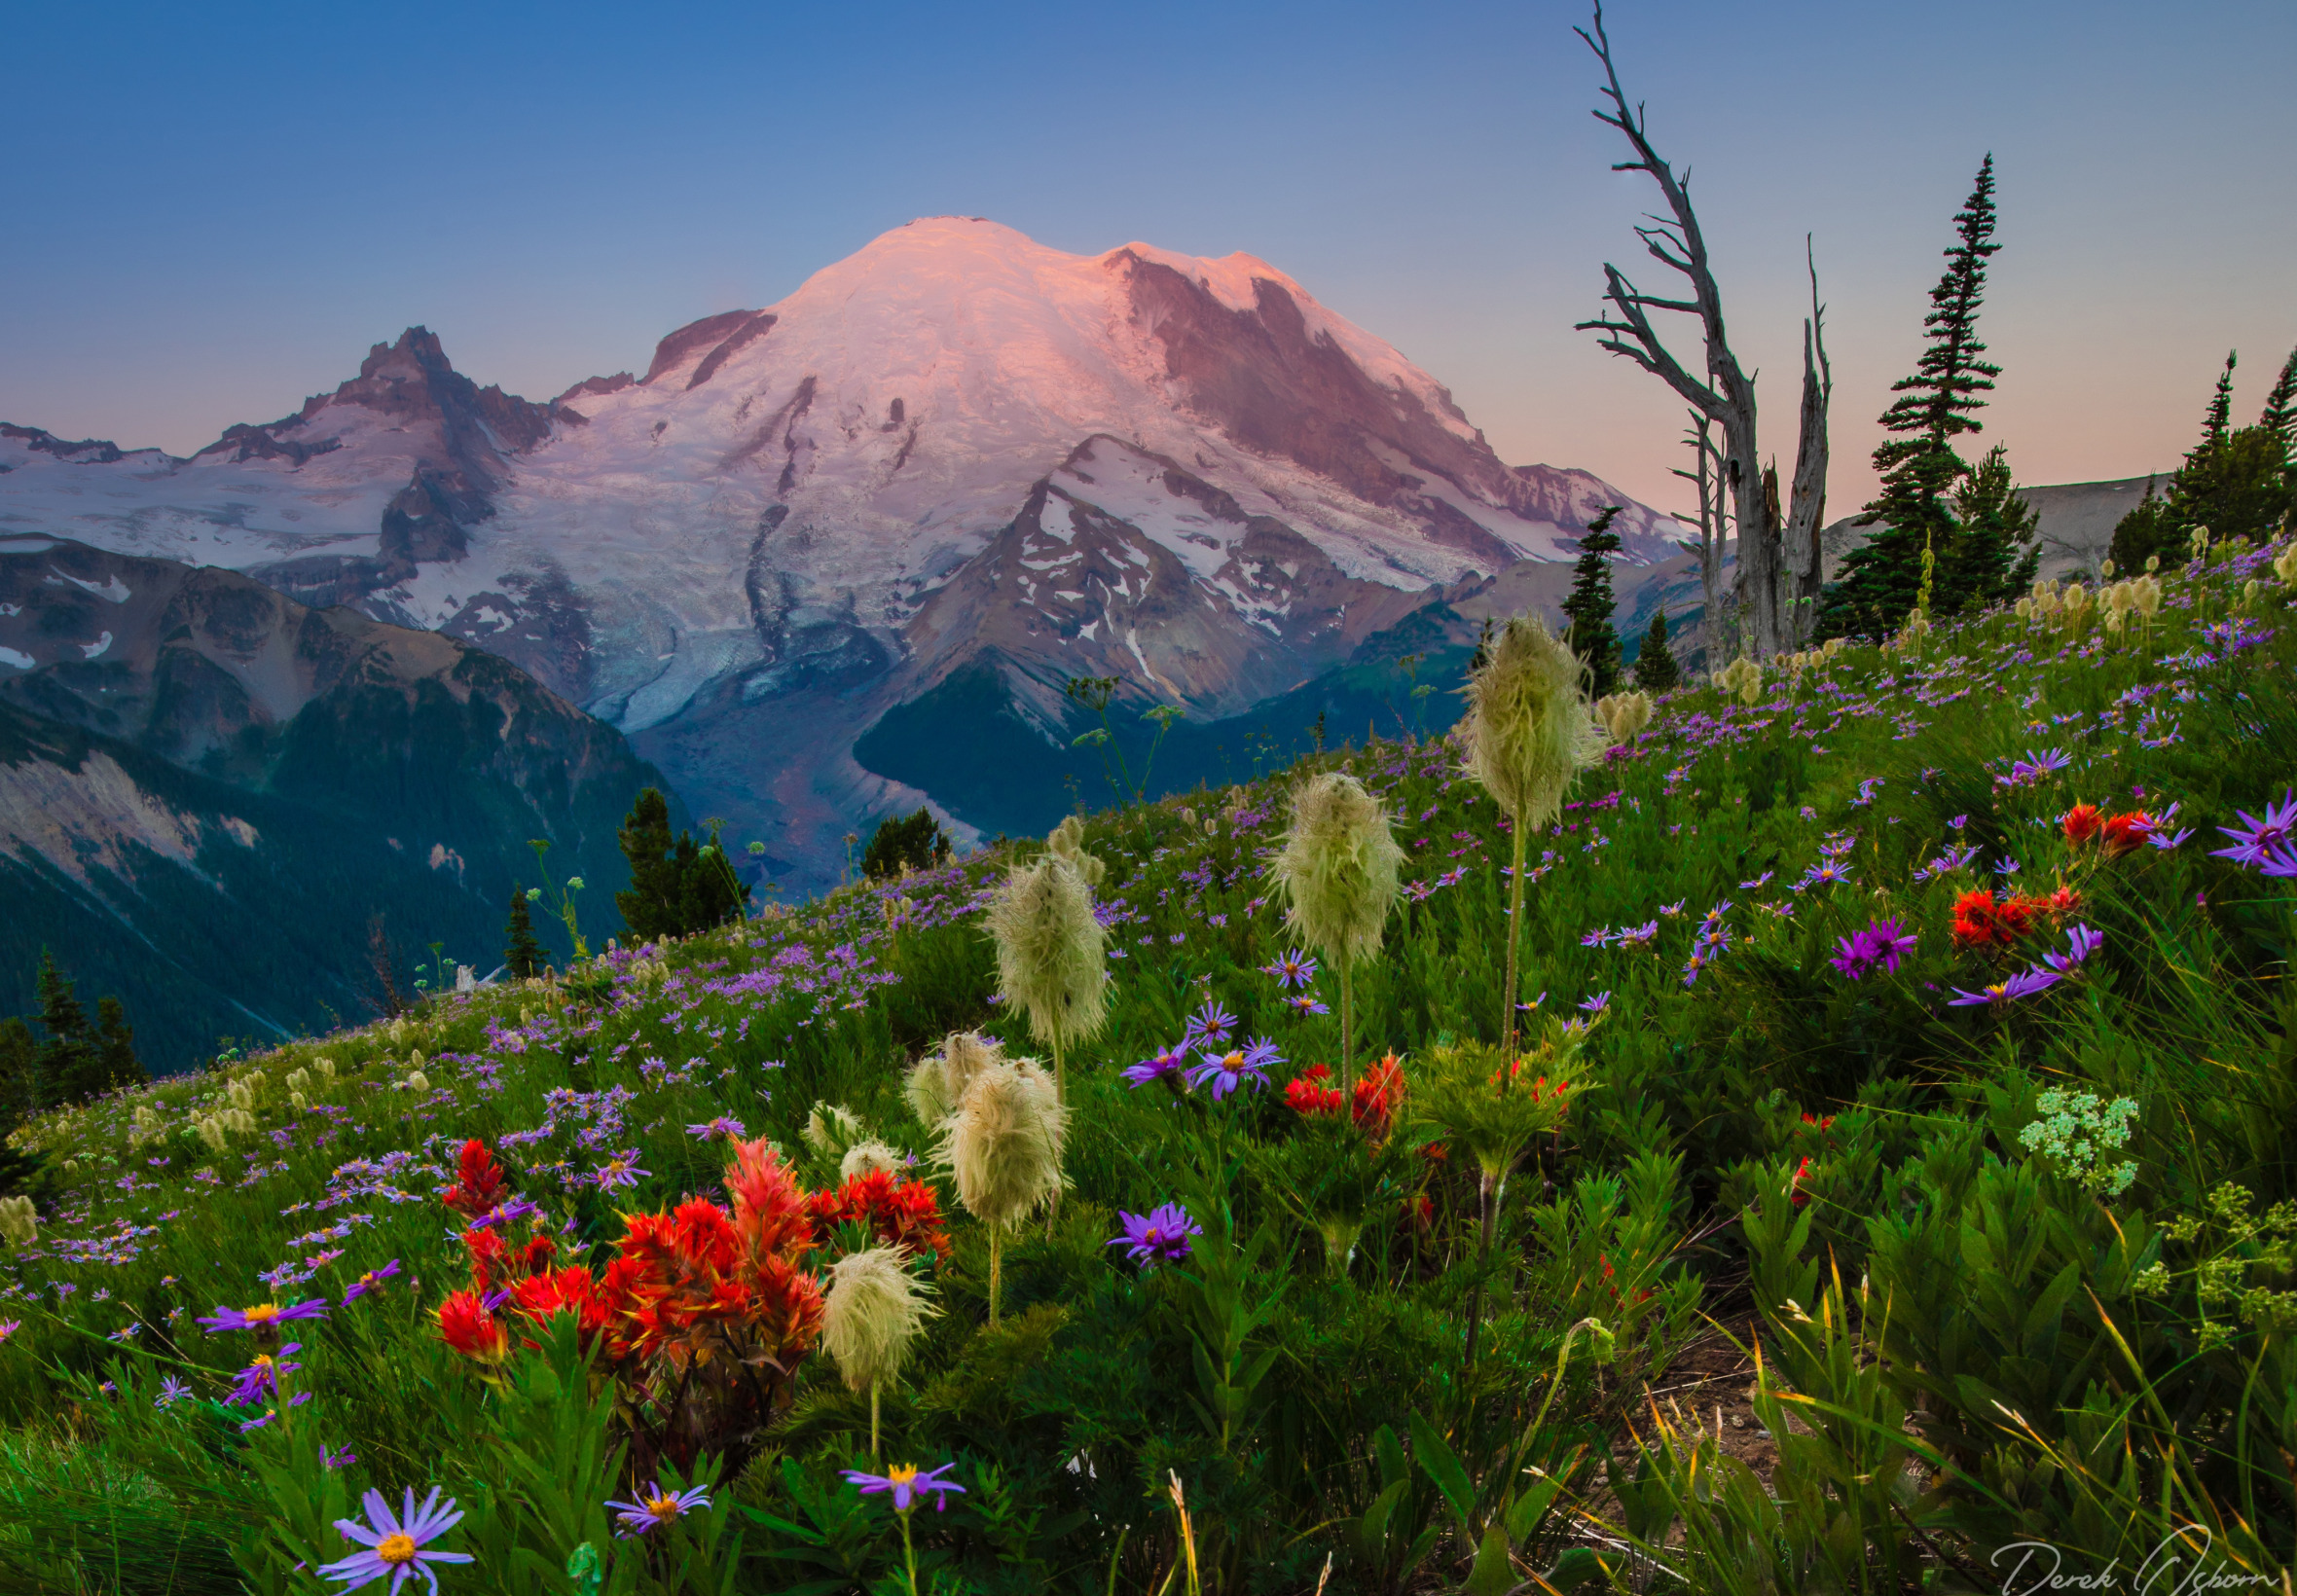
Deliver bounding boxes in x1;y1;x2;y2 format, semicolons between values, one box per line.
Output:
1783;235;1834;646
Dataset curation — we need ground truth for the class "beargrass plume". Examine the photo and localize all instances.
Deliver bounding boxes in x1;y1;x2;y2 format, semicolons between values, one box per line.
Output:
1459;613;1601;1049
984;829;1108;1099
1268;771;1404;1080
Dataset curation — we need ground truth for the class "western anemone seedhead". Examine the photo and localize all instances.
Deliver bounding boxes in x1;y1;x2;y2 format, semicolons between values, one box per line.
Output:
822;1246;936;1392
984;851;1108;1054
937;1058;1068;1229
2133;576;2164;618
840;1140;902;1181
804;1103;866;1160
1594;691;1653;745
1269;772;1404;971
2275;542;2297;584
1461;615;1602;828
903;1031;1005;1129
1044;815;1106;887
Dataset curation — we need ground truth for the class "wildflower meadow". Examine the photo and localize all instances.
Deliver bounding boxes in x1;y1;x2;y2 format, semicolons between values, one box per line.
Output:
3;536;2296;1593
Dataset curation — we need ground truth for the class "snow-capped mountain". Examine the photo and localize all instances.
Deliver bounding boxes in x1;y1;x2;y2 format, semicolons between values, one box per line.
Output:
0;218;1686;886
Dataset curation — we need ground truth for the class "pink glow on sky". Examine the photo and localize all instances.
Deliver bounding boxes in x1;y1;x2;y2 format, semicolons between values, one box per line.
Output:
2;0;2290;520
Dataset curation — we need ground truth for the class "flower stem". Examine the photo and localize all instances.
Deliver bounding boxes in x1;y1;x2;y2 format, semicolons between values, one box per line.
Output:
1501;822;1528;1057
899;1508;918;1596
1339;961;1355;1088
870;1381;881;1463
989;1226;1003;1327
1461;1170;1504;1378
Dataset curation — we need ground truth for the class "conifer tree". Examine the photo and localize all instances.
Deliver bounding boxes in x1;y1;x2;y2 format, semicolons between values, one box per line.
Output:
1947;444;2041;604
2259;346;2296;456
1818;155;2003;638
503;883;548;979
616;789;747;940
92;997;147;1095
32;951;93;1111
0;1017;38;1130
2202;351;2238;448
1558;505;1624;697
1631;609;1681;692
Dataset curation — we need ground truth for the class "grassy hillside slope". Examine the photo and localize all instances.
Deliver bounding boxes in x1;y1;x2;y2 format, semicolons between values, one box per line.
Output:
1;537;2293;1594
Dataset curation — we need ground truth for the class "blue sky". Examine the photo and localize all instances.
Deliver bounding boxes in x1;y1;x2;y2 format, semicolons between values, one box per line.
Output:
4;0;2291;513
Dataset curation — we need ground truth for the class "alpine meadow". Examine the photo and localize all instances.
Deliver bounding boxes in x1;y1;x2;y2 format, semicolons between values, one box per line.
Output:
2;3;2295;1593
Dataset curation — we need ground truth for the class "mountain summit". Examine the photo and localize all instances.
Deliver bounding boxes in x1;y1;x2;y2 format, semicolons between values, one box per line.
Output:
0;219;1686;885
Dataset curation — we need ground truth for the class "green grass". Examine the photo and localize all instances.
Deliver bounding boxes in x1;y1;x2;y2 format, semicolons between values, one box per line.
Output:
3;543;2295;1593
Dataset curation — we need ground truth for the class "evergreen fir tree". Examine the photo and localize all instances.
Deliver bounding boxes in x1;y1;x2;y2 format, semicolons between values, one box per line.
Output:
2201;351;2238;448
2109;354;2297;569
32;950;93;1111
615;788;684;940
1558;505;1624;696
1947;444;2042;605
503;883;548;979
92;997;147;1095
616;789;748;940
2258;346;2296;454
1817;155;2003;638
0;1017;38;1129
1631;609;1681;692
863;809;954;880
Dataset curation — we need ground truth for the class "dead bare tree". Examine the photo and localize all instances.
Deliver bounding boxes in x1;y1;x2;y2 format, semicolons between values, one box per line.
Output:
1784;238;1834;646
1574;2;1829;661
1669;409;1730;667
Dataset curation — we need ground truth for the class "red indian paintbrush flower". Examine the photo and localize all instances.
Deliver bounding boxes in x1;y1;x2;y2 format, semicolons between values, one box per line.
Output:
444;1139;508;1218
2061;804;2104;845
806;1170;952;1264
437;1288;510;1363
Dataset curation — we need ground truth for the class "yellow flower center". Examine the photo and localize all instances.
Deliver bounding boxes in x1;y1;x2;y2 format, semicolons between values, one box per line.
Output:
887;1465;920;1488
376;1534;418;1566
646;1493;682;1520
242;1304;279;1324
1221;1052;1243;1070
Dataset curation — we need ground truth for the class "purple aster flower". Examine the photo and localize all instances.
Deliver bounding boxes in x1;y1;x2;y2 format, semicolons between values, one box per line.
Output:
198;1298;328;1336
1120;1045;1190;1089
155;1376;191;1409
465;1197;540;1232
2264;849;2297;880
1739;871;1774;890
1800;862;1853;889
841;1462;966;1514
2212;793;2297;869
1285;994;1331;1016
318;1487;474;1592
2146;827;2194;852
1866;918;1917;971
227;1344;302;1407
323;1443;358;1469
1186;1036;1280;1101
605;1480;714;1538
1259;949;1319;990
1183;1000;1236;1045
593;1152;648;1191
1108;1202;1202;1268
1578;991;1612;1015
1947;969;2062;1008
2041;924;2104;974
684;1116;746;1140
344;1260;403;1303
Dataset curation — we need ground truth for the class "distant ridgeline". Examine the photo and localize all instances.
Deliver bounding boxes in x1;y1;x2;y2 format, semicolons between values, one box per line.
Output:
0;538;671;1074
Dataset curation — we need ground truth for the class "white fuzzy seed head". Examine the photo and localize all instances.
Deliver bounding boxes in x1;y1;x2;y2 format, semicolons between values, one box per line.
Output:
904;1031;1005;1129
984;852;1108;1054
937;1058;1067;1229
1461;615;1602;828
840;1139;903;1180
1269;772;1404;972
822;1246;937;1391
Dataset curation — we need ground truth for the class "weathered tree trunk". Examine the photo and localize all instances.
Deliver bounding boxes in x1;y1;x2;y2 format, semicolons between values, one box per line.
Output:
1671;411;1728;670
1783;242;1834;647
